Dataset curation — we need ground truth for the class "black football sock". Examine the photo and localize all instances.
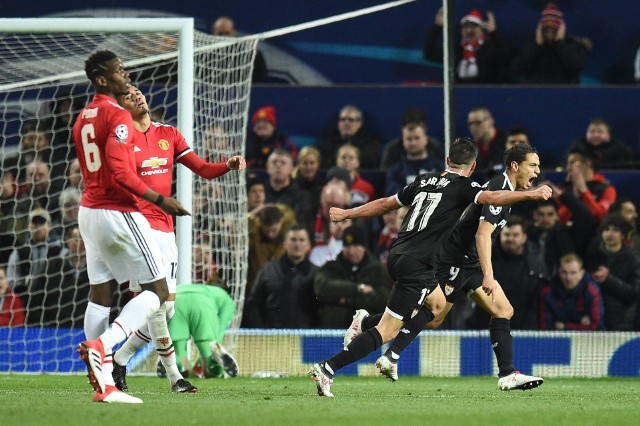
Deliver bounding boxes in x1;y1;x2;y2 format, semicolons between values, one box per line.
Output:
325;328;383;376
361;313;383;331
489;317;515;377
386;306;435;361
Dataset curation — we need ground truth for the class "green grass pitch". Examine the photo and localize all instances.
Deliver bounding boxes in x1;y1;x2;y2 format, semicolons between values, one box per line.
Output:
2;374;639;425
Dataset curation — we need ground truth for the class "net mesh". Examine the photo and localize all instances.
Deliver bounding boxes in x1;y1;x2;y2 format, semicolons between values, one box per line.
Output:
0;29;254;372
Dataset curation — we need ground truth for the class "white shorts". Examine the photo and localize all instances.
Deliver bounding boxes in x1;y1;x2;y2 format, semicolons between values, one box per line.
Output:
129;229;177;294
79;206;166;286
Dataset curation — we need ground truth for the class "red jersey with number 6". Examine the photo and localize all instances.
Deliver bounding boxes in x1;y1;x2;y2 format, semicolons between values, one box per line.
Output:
133;122;192;232
73;93;149;211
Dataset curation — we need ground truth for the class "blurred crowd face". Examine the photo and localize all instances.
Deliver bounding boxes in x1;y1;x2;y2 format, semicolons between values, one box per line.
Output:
533;204;558;230
67;159;83;189
585;122;611;147
343;243;366;265
601;225;623;252
559;259;584;290
461;22;482;44
247;183;266;211
618;201;638;226
212;17;236;37
260;220;284;242
66;227;85;259
283;228;311;261
499;224;527;255
320;183;348;219
297;152;320;180
21;128;50;153
467;110;494;141
266;153;293;184
253;119;275;140
402;124;428;158
29;216;50;243
26;160;51;195
329;219;352;239
505;133;530;151
338;107;362;138
336;145;360;174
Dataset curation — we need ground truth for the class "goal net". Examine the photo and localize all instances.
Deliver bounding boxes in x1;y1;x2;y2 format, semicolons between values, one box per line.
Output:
0;19;254;373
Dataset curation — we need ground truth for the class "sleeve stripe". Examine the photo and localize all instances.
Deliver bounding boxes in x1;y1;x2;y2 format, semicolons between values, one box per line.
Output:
175;147;192;160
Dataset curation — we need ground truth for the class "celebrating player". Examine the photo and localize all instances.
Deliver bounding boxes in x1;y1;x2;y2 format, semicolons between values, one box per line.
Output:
309;138;551;396
73;50;190;403
110;85;245;393
347;144;546;391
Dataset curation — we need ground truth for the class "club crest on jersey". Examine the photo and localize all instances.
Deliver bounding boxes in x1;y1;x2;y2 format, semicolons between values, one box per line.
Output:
444;284;454;296
115;124;129;143
489;205;502;215
158;139;170;150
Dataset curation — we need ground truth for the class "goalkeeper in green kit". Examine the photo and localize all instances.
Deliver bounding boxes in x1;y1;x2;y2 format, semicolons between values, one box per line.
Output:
168;273;239;378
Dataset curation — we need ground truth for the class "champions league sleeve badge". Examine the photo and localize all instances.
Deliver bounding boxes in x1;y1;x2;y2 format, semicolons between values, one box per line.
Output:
115;124;129;143
489;205;502;215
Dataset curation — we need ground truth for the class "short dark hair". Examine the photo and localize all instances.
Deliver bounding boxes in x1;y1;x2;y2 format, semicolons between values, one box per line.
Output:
505;214;526;232
285;224;310;240
609;197;634;215
508;126;529;138
535;199;558;211
400;108;427;126
448;137;478;166
599;213;633;237
85;50;118;81
504;143;538;168
258;205;283;227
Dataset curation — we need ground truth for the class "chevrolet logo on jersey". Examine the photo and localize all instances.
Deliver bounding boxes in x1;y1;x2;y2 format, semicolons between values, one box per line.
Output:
141;157;169;175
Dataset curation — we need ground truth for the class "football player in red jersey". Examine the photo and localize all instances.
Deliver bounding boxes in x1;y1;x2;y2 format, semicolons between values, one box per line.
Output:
111;85;245;393
73;50;190;404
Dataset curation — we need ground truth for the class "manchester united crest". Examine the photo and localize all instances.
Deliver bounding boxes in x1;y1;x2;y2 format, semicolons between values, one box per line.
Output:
158;139;170;150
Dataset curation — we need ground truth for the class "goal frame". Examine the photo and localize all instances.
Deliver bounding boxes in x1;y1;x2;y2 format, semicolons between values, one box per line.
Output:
0;17;195;285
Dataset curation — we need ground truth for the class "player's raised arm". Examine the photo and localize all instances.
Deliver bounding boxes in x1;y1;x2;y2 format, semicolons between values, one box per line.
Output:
330;195;400;222
477;184;552;206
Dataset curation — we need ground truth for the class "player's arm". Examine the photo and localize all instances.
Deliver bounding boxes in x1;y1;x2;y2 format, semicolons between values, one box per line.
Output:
476;219;498;302
330;195;401;222
477;185;552;206
179;151;246;179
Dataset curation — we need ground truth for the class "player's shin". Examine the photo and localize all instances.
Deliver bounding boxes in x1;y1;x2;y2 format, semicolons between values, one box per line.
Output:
387;306;434;361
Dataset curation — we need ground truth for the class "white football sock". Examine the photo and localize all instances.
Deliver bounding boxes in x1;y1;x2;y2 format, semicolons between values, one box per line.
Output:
113;328;151;366
83;302;110;340
147;303;182;385
100;290;160;350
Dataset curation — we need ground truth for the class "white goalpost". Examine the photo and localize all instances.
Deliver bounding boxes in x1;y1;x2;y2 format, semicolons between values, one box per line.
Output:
0;18;254;373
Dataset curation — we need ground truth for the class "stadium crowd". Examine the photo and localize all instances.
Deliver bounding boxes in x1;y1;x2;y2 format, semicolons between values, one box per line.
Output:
1;3;640;337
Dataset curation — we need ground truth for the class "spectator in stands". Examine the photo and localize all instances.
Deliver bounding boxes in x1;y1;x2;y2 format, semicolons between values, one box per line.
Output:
467;107;507;180
608;197;640;254
48;87;82;182
512;3;591;84
570;118;636;169
3;120;56;190
379;107;443;170
335;144;376;207
318;105;381;170
246;105;298;169
15;160;61;226
212;16;268;83
55;187;82;238
527;200;576;278
245;225;318;328
374;207;407;264
0;266;25;327
292;146;323;215
247;204;294;293
310;219;352;267
312;181;350;247
6;207;63;324
0;170;27;265
30;224;89;328
246;173;266;214
423;7;512;84
539;253;604;330
466;215;547;330
314;224;391;328
65;158;83;190
545;148;617;250
586;214;640;330
385;121;445;196
264;149;313;232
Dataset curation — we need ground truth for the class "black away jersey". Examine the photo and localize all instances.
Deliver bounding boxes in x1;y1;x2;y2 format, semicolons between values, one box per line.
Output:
439;172;514;266
390;170;483;262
